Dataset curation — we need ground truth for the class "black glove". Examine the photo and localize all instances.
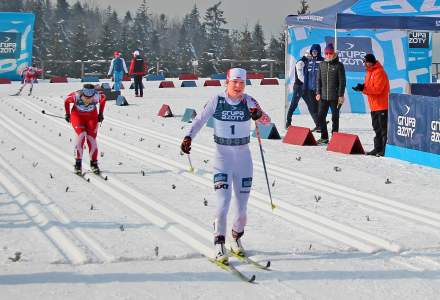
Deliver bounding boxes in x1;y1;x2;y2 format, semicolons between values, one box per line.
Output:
181;136;192;154
249;108;263;121
352;83;364;92
98;112;104;123
65;114;70;123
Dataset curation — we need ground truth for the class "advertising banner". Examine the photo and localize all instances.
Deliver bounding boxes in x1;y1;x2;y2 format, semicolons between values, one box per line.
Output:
0;12;34;81
387;93;440;168
287;27;408;114
286;0;439;115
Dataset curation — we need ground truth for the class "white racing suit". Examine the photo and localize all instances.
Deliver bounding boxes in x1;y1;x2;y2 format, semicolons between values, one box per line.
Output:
186;91;269;240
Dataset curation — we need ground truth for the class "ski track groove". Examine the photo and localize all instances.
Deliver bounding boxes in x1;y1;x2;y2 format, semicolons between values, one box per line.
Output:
0;153;115;264
0;157;89;265
106;114;440;230
14;97;400;254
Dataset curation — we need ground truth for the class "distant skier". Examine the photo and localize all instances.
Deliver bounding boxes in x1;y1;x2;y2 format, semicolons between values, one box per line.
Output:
13;65;42;96
180;68;270;264
129;50;147;97
64;84;106;175
108;51;128;92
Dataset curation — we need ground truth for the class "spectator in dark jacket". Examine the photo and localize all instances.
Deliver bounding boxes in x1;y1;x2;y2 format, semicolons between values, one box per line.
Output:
303;44;324;131
316;43;346;144
129;50;147;97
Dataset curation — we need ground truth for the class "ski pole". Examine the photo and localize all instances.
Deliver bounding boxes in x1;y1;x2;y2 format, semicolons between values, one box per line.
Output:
254;122;276;211
187;154;194;173
41;110;64;119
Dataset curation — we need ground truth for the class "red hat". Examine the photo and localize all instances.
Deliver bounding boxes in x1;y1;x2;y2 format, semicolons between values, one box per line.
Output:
114;51;121;57
324;43;335;55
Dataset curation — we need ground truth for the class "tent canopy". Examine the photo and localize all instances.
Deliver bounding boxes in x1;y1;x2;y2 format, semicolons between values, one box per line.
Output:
336;13;440;31
285;0;357;28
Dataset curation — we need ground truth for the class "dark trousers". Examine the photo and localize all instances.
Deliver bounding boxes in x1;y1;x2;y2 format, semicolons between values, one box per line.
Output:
371;109;388;154
286;86;319;126
134;75;143;96
318;99;339;139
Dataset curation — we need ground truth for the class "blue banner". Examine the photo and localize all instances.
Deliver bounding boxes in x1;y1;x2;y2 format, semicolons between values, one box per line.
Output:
0;12;34;81
410;83;440;97
387;93;440;168
286;0;440;115
287;27;408;114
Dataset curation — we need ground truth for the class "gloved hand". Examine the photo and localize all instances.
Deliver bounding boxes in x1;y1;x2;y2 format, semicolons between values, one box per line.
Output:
98;112;104;123
352;83;364;92
181;136;192;154
249;108;263;121
65;114;70;123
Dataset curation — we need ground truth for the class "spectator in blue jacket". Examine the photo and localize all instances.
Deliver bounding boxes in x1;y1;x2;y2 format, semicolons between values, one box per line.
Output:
108;51;128;92
303;44;324;131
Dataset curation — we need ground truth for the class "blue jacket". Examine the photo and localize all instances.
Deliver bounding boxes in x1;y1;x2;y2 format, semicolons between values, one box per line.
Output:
305;44;323;91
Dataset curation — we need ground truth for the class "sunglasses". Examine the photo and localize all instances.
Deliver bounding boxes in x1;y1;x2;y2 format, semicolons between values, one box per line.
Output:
324;52;334;56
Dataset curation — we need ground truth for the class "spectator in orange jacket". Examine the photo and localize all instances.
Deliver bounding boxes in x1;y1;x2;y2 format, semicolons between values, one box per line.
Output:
352;54;390;157
129;50;147;97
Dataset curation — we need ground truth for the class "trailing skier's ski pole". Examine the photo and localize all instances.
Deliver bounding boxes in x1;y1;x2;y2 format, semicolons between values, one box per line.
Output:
187;154;194;173
41;110;64;119
254;122;275;211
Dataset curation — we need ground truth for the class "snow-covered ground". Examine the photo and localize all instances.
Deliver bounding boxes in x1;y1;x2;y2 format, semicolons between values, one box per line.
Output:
0;79;439;300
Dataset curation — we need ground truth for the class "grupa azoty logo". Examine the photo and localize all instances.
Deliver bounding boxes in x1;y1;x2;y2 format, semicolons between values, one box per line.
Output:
325;36;372;72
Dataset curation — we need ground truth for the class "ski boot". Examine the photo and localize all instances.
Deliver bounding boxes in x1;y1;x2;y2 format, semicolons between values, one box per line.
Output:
74;159;82;175
214;235;228;264
231;230;245;256
12;87;23;96
28;86;33;96
90;160;100;175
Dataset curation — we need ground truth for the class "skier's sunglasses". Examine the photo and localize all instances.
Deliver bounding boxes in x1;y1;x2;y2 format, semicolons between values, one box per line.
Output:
82;88;96;97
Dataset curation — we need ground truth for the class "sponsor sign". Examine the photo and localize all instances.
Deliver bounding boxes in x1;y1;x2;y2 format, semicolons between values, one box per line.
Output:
388;94;440;155
325;36;372;72
0;32;21;59
409;32;429;48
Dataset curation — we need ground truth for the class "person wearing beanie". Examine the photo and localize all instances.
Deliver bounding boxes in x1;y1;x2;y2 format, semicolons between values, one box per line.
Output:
64;84;106;175
108;51;128;92
180;68;271;264
129;50;147;97
352;53;390;156
286;52;312;129
315;43;346;144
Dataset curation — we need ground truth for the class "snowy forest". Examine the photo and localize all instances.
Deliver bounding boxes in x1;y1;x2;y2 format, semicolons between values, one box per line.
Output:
0;0;290;78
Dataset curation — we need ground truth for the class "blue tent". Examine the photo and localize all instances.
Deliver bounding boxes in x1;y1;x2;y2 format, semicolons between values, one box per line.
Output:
285;0;440;115
0;12;35;81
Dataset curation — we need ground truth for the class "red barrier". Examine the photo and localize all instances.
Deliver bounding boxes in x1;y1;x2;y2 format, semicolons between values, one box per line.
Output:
204;80;221;87
0;78;11;84
159;81;175;88
283;126;317;146
50;76;68;83
178;73;198;80
327;132;365;154
157;104;173;117
247;73;264;79
260;78;279;85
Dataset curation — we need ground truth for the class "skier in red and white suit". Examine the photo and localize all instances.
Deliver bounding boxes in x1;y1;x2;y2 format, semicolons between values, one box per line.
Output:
64;84;106;174
15;66;42;96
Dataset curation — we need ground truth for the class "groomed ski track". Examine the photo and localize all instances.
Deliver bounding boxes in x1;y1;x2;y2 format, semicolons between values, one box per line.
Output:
6;97;400;254
1;94;440;276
